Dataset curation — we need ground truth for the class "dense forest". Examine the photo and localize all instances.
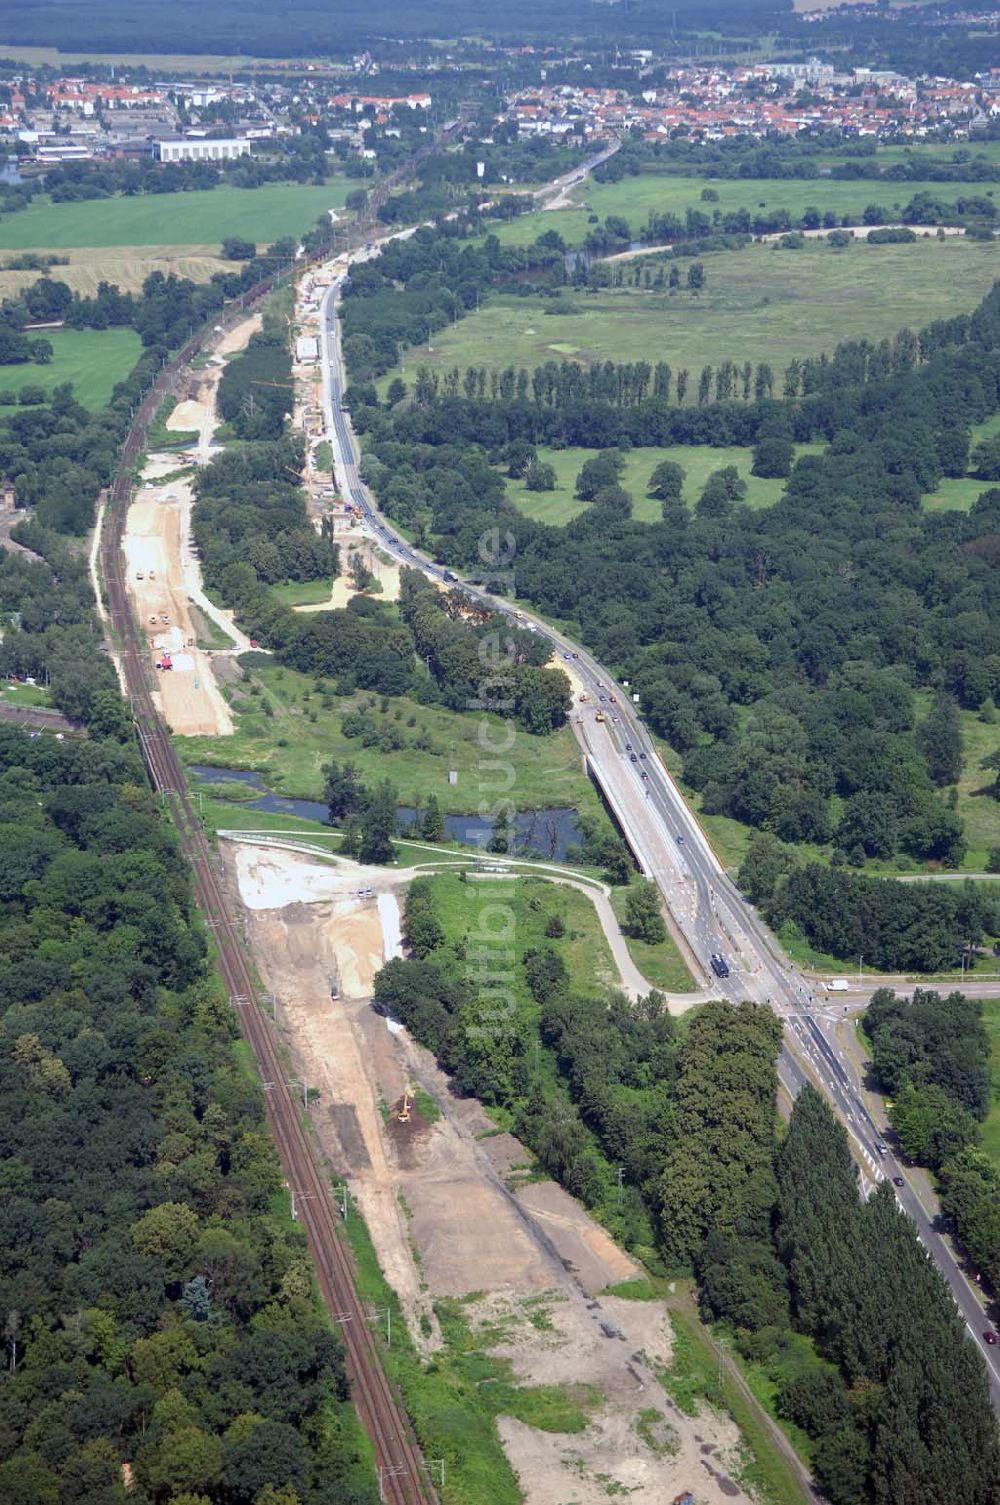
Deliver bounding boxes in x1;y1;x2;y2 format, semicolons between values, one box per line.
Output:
338;227;1000;961
862;987;1000;1301
0;0;787;56
376;878;1000;1504
0;720;375;1505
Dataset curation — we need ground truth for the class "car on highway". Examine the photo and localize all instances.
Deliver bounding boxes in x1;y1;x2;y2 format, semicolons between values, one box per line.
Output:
625;741;632;751
984;1331;998;1345
639;752;647;760
710;953;730;978
893;1176;904;1187
442;569;458;582
675;834;684;844
876;1141;888;1156
629;753;638;762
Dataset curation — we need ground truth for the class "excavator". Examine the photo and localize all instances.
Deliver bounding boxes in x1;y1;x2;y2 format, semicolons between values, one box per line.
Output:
395;1094;411;1124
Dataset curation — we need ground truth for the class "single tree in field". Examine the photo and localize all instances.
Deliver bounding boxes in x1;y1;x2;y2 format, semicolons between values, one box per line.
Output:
648;459;685;503
917;694;964;786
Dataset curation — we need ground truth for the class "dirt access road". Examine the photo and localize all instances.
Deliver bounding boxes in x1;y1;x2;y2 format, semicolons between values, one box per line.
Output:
226;839;753;1505
121;314;260;735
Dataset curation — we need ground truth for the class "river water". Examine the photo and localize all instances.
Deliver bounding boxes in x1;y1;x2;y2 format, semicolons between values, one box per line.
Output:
188;764;582;860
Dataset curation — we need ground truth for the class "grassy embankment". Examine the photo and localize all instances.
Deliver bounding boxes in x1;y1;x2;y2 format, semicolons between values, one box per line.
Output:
426;868;694;999
0;327;142;408
394;237;998;391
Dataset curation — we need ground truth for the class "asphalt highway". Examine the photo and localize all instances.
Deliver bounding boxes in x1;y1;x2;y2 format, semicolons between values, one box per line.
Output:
317;266;1000;1410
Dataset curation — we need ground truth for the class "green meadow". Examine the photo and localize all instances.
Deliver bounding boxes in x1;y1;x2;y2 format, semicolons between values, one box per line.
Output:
0;327;142;407
397;238;998;390
0;181;352;250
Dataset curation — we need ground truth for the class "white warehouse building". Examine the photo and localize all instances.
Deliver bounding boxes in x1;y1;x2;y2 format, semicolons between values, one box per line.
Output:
155;138;251;163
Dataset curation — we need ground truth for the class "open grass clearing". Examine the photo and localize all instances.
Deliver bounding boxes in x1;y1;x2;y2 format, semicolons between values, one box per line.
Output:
923;412;1000;514
1;681;53;707
911;694;1000;871
950;709;1000;870
0;182;352;250
0;326;141;408
505;441;823;524
0;43;296;69
270;578;338;606
981;1001;1000;1172
178;658;596;818
428;869;621;1000
398;238;998;389
608;885;699;993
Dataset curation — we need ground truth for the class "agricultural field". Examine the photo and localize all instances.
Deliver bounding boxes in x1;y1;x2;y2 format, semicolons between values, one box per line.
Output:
489;168;1000;248
506;442;824;524
0;245;226;301
0;181;352;250
178;658;599;818
399;238;998;390
0;327;142;407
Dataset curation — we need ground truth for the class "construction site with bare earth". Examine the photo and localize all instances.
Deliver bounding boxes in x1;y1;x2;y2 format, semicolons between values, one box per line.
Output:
223;839;750;1505
96;256;766;1505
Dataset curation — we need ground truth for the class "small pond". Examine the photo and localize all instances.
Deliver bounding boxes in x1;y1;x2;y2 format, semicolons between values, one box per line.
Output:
188;764;583;860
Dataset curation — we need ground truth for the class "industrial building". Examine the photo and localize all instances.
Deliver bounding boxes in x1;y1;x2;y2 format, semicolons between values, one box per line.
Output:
155;137;251;163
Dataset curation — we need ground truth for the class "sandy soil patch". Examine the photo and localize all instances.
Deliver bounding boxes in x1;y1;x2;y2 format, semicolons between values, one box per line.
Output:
232;845;410;909
514;1182;637;1293
120;307;265;732
141;453;191;481
293;537;402;614
227;845;435;1339
123;488;234;736
472;1290;749;1505
218;312;262;356
169;398;209;431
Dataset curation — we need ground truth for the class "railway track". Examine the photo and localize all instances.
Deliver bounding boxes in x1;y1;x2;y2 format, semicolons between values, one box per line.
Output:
99;266;438;1505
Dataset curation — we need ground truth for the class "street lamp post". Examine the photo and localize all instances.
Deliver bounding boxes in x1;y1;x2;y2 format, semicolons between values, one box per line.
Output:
858;955;864;987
